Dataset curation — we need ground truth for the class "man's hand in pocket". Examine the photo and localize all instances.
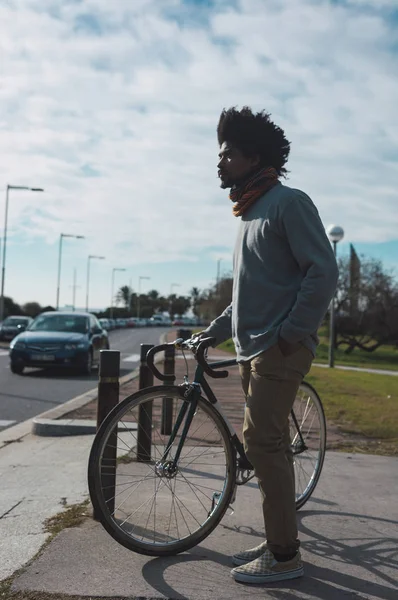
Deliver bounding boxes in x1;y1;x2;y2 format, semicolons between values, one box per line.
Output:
278;336;302;357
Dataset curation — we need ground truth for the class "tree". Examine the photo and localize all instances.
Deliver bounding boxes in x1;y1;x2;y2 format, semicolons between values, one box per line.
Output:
3;297;22;318
168;295;191;320
22;302;42;318
196;276;233;322
190;287;201;317
116;285;132;310
335;255;398;352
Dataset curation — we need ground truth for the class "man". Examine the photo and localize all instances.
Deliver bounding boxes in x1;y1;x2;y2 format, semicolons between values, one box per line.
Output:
201;106;338;584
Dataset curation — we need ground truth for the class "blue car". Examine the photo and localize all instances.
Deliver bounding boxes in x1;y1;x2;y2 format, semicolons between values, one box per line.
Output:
9;311;109;375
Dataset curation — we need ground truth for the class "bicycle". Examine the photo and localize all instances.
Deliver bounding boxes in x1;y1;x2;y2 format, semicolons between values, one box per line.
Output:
88;337;326;557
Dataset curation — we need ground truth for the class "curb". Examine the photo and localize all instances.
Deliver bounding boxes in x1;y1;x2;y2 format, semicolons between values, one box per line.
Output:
31;366;140;437
31;418;139;437
30;333;169;437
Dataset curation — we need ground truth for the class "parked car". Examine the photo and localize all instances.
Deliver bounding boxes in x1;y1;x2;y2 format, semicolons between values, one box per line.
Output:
137;318;149;327
126;318;136;328
108;319;116;330
9;311;109;375
99;318;110;331
0;316;33;341
115;318;127;328
149;315;172;327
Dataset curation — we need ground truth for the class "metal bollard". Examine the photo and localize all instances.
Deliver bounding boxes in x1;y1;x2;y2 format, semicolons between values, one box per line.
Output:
136;343;154;462
177;328;192;341
95;350;120;520
161;344;175;435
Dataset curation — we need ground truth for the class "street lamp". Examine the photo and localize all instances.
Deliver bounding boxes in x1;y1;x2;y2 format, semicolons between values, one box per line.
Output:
69;268;81;311
86;255;105;312
216;258;223;287
110;268;126;320
56;233;85;310
170;282;180;296
326;224;344;368
0;184;44;322
137;276;150;319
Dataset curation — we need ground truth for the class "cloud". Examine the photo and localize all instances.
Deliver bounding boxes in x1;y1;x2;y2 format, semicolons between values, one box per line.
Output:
0;0;397;275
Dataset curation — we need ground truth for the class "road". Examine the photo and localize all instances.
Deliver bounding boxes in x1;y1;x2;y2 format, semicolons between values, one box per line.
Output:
0;327;169;432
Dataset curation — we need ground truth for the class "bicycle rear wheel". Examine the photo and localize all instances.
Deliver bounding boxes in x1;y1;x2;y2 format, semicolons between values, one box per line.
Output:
291;381;326;510
88;385;236;556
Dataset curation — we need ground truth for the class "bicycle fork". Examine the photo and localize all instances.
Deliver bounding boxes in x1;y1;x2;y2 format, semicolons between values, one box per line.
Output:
156;384;200;475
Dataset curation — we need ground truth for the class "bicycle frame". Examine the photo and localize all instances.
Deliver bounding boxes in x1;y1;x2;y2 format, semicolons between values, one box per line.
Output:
158;354;308;473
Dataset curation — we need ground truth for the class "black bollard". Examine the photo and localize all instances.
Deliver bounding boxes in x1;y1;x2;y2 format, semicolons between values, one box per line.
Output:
136;343;154;462
95;350;120;520
161;344;175;435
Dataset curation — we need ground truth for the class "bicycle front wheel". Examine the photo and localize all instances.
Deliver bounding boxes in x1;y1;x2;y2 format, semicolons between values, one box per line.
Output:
88;385;236;556
291;381;326;510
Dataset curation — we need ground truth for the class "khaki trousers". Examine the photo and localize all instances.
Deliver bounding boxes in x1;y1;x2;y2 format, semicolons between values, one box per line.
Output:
239;343;313;556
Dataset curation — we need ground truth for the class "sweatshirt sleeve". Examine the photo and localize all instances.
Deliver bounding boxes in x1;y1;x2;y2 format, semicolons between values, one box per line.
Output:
279;192;339;344
202;303;233;346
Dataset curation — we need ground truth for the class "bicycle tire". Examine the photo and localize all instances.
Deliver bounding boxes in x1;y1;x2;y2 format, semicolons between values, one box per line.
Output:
88;385;237;556
294;381;327;510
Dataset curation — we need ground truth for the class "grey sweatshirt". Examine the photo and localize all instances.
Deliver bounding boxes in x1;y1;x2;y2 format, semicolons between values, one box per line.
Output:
205;182;339;361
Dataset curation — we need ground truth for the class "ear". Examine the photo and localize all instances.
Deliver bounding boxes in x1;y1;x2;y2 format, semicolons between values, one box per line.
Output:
250;154;260;168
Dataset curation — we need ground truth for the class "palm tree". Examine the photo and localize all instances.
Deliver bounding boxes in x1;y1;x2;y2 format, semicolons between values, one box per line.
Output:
116;285;132;310
190;287;201;317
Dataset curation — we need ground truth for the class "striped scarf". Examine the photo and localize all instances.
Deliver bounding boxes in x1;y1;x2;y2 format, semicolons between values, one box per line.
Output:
230;167;279;217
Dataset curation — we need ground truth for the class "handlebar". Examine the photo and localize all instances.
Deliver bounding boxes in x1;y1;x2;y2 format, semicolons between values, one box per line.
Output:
195;337;229;379
145;337;229;382
146;344;176;382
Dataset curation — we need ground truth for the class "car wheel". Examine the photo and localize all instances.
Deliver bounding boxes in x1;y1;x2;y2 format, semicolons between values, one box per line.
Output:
10;361;24;375
81;350;93;375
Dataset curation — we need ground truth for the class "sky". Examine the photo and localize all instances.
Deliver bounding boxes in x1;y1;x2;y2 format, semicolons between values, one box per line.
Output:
0;0;397;311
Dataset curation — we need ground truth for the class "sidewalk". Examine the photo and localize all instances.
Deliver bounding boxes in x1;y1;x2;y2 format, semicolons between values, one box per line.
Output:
1;342;398;598
2;430;397;599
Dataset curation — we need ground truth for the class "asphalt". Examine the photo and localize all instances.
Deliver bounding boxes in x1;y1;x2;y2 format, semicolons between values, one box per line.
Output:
0;326;169;432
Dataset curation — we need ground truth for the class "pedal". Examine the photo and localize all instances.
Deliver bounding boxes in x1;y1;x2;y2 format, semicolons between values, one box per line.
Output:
238;455;253;470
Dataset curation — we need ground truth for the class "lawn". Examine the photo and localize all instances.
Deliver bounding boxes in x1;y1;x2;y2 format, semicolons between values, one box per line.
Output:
218;328;398;372
307;366;398;455
216;335;398;455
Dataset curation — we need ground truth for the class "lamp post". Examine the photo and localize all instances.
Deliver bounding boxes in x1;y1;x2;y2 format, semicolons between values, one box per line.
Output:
0;184;44;322
326;224;344;368
110;268;126;320
137;276;150;320
56;233;85;310
86;255;105;312
216;258;223;288
70;268;81;311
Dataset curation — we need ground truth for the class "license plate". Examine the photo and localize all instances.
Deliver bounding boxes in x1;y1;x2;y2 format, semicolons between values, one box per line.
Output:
30;354;55;361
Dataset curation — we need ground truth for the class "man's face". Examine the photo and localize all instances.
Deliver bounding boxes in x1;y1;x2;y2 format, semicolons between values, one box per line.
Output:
217;141;259;189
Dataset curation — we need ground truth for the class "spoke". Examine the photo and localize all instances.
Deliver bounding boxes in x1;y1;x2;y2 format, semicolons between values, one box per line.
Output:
112;469;155;515
181;439;225;472
178;471;214;510
177;474;226;494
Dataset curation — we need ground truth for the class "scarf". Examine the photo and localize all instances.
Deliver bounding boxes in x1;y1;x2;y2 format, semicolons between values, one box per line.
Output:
230;166;279;217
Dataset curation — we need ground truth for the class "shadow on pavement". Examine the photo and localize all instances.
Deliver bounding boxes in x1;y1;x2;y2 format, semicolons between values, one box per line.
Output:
141;509;398;600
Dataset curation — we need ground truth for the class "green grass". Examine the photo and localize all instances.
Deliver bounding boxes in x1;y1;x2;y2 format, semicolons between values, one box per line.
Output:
307;367;398;440
315;326;398;371
217;334;398;455
218;330;398;372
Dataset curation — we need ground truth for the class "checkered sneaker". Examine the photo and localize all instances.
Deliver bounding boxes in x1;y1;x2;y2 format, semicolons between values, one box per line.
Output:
231;549;304;584
231;541;268;566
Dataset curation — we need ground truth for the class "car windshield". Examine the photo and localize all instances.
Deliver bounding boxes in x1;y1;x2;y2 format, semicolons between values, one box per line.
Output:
28;315;88;334
4;317;28;325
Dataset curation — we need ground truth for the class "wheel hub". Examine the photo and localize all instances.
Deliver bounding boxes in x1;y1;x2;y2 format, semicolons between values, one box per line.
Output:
155;460;178;479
